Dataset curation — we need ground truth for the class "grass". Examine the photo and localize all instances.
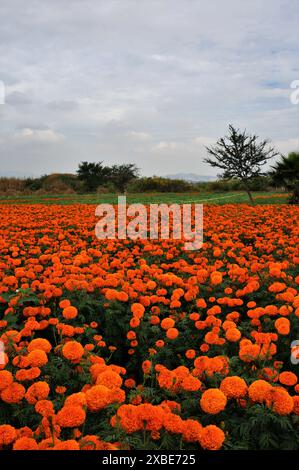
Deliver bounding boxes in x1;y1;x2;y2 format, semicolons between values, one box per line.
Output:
0;191;290;205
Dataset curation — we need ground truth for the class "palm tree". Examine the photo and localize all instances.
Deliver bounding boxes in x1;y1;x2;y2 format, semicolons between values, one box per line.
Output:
270;152;299;204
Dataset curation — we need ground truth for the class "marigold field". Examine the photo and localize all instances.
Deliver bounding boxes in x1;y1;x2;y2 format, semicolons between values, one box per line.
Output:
0;203;299;451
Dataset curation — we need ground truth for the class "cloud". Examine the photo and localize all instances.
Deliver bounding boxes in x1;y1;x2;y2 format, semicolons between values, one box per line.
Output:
5;91;32;106
274;138;299;155
193;137;216;146
15;128;65;143
0;0;298;176
152;141;180;152
127;130;151;141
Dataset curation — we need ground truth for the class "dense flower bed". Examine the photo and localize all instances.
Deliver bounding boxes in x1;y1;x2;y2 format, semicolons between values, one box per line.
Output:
0;203;299;450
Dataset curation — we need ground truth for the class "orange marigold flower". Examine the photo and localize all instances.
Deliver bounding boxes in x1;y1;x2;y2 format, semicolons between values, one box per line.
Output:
220;376;248;399
268;282;286;293
13;437;39;450
142;360;152;374
15;427;33;439
1;382;25;404
274;317;290;335
182;419;202;442
248;380;272;403
96;369;123;389
166;328;179;340
185;349;196;359
137;403;164;431
15;366;41;382
163;412;184;434
279;371;298;387
54;439;80;450
210;271;223;285
267;388;294;415
112;404;143;433
124;378;136;389
59;299;71;309
160;400;181;413
200;389;227;414
35;400;55;417
0;424;17;446
56;405;86;427
27;349;48;367
62;306;78;320
0;370;13;391
65;392;87;408
131;303;145;318
199;425;225;450
239;343;260;363
109;387;126;404
25;381;50;405
62;340;84;362
181;375;202;392
161;317;175;330
225;328;241;342
27;338;52;353
85;385;110;412
38;437;61;450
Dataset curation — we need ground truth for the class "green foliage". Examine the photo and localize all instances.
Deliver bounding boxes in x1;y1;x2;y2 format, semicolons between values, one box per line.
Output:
270;152;299;204
77;161;112;192
127;176;194;193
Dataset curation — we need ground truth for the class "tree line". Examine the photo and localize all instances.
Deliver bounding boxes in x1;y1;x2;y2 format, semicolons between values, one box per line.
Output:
1;125;298;203
76;125;298;204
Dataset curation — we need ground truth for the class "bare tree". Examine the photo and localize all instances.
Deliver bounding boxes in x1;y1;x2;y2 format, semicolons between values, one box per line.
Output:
204;125;280;203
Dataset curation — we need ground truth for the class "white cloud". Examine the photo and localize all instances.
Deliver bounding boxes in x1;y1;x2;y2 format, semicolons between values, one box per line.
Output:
127;130;151;141
0;0;298;176
274;138;299;155
15;128;65;143
193;136;215;146
152;141;180;152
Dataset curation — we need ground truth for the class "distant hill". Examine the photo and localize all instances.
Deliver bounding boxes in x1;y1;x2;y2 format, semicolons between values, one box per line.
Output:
164;173;217;182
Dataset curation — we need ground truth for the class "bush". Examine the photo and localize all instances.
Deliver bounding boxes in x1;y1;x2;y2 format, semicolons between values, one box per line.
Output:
96;182;117;194
0;177;26;195
127;176;195;193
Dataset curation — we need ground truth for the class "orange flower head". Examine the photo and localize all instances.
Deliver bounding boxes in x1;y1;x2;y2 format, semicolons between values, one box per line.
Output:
27;338;52;353
0;424;17;446
166;328;179;340
248;380;272;403
27;349;48;367
278;371;297;387
161;317;175;330
199;425;225;450
13;437;39;450
220;376;248;399
0;370;13;391
62;306;78;320
85;385;110;412
56;405;86;427
62;341;84;362
200;389;227;414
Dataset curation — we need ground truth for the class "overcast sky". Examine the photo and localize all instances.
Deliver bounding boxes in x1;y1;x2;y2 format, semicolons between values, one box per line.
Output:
0;0;298;177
